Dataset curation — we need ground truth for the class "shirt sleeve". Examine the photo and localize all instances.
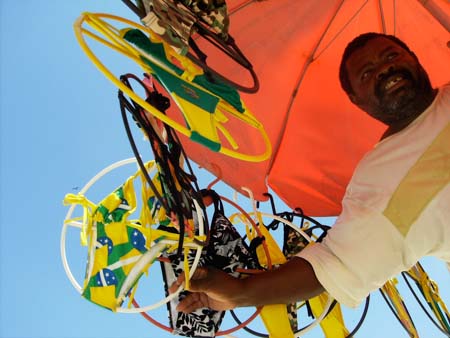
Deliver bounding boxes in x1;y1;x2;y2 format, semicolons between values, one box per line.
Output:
298;85;450;307
297;202;407;308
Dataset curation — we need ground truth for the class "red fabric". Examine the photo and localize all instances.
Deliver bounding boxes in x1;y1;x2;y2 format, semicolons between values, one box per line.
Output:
174;0;450;216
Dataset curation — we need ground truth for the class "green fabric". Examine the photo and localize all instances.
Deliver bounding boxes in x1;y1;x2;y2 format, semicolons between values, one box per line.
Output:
95;187;128;223
123;29;244;112
108;242;135;265
82;267;127;300
124;29;182;75
194;73;244;113
79;180;148;310
156;65;220;112
190;131;221;151
96;220;107;238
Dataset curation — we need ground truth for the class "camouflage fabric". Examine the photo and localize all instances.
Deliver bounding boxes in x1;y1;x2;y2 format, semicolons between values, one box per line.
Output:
282;225;310;331
141;0;229;53
283;225;309;258
181;0;229;37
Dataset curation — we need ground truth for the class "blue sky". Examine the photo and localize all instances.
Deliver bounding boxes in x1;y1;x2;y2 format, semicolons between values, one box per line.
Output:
1;1;449;338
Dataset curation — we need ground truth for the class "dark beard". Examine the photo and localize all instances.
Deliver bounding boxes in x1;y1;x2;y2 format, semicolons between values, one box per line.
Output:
374;67;433;124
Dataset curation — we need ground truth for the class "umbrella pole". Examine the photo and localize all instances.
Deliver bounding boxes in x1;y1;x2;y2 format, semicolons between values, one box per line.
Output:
418;0;450;33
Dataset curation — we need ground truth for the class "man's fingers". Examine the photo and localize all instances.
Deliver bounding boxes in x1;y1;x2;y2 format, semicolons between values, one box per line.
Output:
176;293;209;313
169;267;209;294
175;267;238;312
188;267;210;292
168;274;185;294
191;266;209;281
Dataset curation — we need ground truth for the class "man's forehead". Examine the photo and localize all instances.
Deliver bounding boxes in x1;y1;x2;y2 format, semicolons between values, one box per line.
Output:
346;37;401;69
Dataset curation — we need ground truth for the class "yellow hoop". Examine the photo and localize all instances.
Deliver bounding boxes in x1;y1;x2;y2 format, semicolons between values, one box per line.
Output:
74;12;272;162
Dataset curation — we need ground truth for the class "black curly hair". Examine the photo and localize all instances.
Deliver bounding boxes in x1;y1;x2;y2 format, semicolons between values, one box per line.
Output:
339;33;418;96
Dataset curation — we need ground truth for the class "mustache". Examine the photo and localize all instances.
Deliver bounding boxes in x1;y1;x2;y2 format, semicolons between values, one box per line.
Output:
375;68;414;99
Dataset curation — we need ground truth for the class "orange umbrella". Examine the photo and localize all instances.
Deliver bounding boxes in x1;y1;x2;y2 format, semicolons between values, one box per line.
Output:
171;0;450;216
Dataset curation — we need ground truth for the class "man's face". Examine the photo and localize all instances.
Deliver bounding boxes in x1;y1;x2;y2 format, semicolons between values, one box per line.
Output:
345;37;432;125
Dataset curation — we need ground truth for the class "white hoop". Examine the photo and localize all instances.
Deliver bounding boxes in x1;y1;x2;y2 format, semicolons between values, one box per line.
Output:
239;187;334;337
119;198;205;313
60;158;205;313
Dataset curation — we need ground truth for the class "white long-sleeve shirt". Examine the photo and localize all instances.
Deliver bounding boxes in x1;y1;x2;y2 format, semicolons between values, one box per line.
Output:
298;83;450;307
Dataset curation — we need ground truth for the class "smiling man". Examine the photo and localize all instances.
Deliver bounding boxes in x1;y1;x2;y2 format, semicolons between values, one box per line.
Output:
174;33;450;313
339;33;438;139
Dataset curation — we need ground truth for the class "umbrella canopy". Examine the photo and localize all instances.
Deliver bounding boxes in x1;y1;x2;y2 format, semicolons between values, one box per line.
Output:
171;0;450;216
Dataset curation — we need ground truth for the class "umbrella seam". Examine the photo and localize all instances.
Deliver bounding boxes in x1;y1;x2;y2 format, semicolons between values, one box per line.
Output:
266;0;369;175
378;0;387;33
229;0;261;16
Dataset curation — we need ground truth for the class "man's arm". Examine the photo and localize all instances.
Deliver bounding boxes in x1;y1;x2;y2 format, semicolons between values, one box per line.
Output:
175;256;324;313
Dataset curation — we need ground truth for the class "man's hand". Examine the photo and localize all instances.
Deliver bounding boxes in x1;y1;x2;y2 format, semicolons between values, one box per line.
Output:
171;257;324;313
170;267;244;313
